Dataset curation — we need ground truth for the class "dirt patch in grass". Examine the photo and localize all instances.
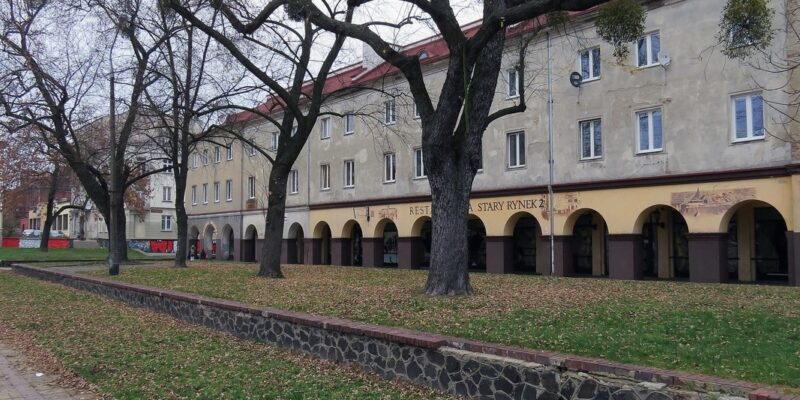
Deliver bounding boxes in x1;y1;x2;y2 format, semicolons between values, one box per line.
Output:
93;262;800;388
0;271;453;399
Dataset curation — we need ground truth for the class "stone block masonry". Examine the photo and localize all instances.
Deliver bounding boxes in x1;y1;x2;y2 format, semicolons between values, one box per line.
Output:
11;264;791;400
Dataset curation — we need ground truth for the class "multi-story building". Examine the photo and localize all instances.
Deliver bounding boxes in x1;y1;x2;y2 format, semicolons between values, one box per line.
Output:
187;0;800;285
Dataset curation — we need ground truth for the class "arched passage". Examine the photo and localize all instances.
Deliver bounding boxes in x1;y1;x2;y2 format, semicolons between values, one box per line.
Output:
350;223;363;266
189;226;200;259
203;224;216;259
313;222;332;265
468;216;486;271
634;206;690;279
287;223;304;264
221;224;235;261
565;209;607;276
243;225;258;262
380;221;399;267
722;200;789;283
507;212;542;274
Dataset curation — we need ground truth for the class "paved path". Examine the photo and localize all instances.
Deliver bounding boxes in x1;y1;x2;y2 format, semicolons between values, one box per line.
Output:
0;341;96;400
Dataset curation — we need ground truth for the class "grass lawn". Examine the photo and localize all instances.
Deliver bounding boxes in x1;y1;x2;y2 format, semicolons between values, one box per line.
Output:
0;247;156;262
0;271;451;399
94;262;800;388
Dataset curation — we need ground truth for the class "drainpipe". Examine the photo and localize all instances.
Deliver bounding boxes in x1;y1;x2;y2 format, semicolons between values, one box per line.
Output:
546;31;556;276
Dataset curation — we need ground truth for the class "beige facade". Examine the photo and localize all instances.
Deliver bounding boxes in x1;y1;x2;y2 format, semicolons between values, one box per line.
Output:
187;0;800;285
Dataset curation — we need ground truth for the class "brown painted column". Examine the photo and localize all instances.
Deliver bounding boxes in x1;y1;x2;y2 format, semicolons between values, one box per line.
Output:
361;238;383;267
234;239;243;261
485;236;513;274
280;239;289;264
787;231;800;286
330;238;351;266
540;236;572;276
305;238;321;265
687;233;728;283
397;237;424;269
607;234;642;280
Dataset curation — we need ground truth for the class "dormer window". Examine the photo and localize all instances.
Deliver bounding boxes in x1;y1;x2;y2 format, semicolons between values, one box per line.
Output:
418;50;429;60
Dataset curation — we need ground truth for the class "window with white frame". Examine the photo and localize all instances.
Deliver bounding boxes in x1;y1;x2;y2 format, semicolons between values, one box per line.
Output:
413;102;420;119
507;68;520;98
384;99;396;124
580;47;601;80
191;153;197;168
202;183;208;204
271;132;279;150
344;113;355;134
580;119;603;159
414;148;426;178
247;142;256;156
636;31;661;67
320;117;331;139
343;160;355;188
161;215;172;231
213;181;220;202
247;176;256;199
214;146;221;163
191;185;197;205
732;93;765;141
162;186;172;202
384;152;396;183
226;144;233;160
225;179;233;201
289;170;299;194
202;149;209;165
636;109;663;153
320;164;331;190
507;131;526;168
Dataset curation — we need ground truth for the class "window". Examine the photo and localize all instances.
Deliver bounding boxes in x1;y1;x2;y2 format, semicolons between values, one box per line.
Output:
636;109;663;153
384;99;396;124
202;149;209;165
507;131;526;168
225;179;233;201
191;153;197;168
202;183;208;204
507;68;519;98
384;153;396;183
162;186;172;202
637;31;661;67
414;148;426;178
247;142;256;156
580;119;603;159
214;146;221;163
320;164;331;190
289;170;299;194
343;160;355;188
213;181;220;203
580;47;601;81
344;113;355;134
163;160;173;172
271;132;279;150
732;93;765;142
320;117;331;139
191;185;197;205
226;144;233;160
161;215;172;231
413;102;420;119
247;176;256;199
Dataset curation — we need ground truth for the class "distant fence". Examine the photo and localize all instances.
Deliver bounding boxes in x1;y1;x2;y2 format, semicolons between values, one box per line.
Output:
1;237;72;249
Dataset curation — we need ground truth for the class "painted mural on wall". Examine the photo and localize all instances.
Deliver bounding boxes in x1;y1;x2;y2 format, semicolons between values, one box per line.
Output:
671;188;756;217
99;239;177;253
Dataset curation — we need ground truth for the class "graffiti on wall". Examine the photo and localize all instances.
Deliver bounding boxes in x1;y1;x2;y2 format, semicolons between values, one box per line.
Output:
100;239;177;253
671;188;756;217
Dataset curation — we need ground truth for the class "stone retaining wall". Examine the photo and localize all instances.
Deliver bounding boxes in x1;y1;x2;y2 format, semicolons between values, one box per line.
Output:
11;264;785;400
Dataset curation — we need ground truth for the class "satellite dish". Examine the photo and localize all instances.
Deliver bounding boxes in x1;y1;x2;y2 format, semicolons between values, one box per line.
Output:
658;53;671;67
569;72;583;88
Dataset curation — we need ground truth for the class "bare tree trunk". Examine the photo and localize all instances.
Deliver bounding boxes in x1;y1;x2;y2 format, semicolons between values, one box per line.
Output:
108;190;128;262
39;216;53;252
173;168;188;267
258;165;289;278
39;168;60;252
424;151;474;295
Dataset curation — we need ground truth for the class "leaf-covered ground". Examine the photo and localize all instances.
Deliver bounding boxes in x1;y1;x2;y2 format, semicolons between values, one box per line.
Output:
0;271;453;399
96;262;800;388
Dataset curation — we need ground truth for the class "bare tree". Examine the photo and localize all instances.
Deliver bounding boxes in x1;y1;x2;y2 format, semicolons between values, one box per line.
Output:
166;0;354;277
0;0;175;268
